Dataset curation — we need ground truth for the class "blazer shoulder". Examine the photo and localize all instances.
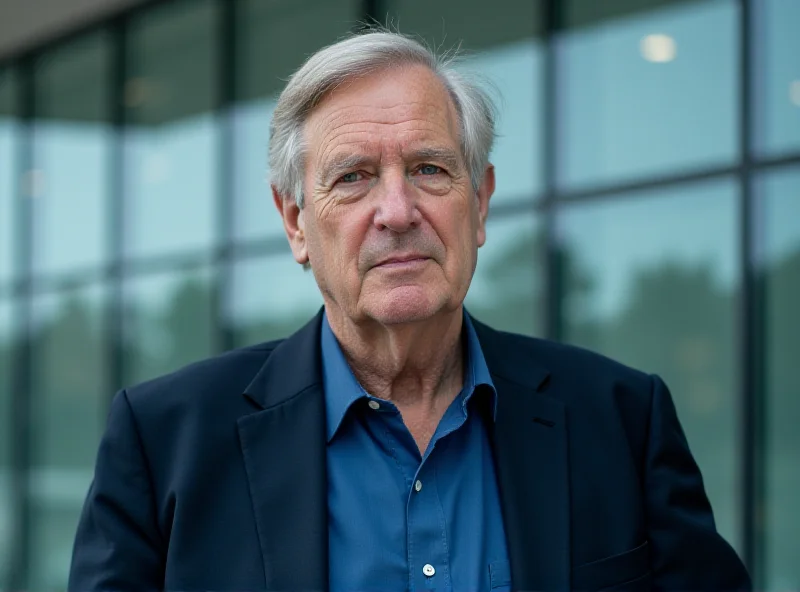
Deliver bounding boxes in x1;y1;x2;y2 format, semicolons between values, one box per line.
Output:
123;339;284;414
484;323;652;386
478;322;656;421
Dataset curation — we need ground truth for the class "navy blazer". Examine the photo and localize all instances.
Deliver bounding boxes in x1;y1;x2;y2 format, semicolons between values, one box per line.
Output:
69;311;751;591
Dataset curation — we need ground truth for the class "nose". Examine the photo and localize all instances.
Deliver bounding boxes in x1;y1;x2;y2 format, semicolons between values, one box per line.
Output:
373;174;422;233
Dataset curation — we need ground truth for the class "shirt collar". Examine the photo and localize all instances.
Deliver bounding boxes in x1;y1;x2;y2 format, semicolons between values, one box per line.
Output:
320;309;497;443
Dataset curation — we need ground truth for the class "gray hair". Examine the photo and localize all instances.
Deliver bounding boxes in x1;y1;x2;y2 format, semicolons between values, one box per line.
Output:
268;29;498;208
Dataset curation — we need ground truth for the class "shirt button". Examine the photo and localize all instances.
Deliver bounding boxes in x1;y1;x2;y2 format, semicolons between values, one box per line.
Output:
368;400;380;410
422;564;435;577
414;480;422;492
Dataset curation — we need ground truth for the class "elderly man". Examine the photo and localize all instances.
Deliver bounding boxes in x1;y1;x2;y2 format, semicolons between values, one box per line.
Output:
69;30;750;591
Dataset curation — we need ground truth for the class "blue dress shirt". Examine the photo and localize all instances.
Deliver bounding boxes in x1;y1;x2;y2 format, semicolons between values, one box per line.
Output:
322;311;511;592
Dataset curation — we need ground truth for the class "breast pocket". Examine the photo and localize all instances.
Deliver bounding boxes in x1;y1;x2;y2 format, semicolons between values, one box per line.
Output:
488;559;511;591
571;541;651;591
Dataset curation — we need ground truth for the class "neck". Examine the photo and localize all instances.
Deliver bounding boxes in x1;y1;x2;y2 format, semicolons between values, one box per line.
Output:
325;305;465;412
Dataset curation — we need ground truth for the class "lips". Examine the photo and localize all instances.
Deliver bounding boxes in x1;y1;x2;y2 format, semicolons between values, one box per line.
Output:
374;255;429;267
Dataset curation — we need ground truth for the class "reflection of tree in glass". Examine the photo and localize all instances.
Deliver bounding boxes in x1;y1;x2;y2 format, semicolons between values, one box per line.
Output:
466;230;594;338
467;229;542;336
764;249;800;584
125;276;214;384
0;328;13;466
29;292;106;467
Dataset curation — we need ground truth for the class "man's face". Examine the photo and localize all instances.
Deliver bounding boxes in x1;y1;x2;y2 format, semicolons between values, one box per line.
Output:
277;64;494;326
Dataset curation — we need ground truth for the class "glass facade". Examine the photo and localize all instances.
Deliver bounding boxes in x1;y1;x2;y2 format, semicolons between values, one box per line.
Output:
28;285;108;590
0;69;17;286
557;0;739;189
31;33;111;279
753;0;800;156
0;299;13;588
0;0;797;589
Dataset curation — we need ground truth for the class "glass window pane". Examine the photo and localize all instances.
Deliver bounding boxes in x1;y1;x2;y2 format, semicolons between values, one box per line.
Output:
757;167;800;590
557;1;739;190
465;212;543;336
0;298;14;585
227;254;323;348
123;268;215;384
0;69;18;285
28;284;107;590
232;0;361;243
124;0;219;258
558;179;741;551
753;0;800;157
32;33;111;276
386;0;544;204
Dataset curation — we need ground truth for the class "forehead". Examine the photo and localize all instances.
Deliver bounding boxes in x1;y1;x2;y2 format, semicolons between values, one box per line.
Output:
304;65;461;158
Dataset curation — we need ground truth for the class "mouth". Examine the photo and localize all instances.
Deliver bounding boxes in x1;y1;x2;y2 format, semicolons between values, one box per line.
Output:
374;255;430;269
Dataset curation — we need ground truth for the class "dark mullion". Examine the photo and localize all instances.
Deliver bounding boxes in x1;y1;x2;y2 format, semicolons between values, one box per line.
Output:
557;164;740;204
6;55;34;592
739;0;765;584
108;17;126;400
542;0;563;341
215;0;236;353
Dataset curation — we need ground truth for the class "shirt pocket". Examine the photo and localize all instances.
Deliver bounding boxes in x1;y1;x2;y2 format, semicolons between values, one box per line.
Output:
488;559;511;590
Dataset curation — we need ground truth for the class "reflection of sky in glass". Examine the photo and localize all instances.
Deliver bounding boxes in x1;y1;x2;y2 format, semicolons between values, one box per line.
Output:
754;0;800;156
460;39;543;201
32;122;109;274
124;115;218;259
466;213;540;305
29;283;106;333
232;99;283;242
123;268;213;356
558;177;739;318
557;1;738;189
229;255;323;325
0;120;16;283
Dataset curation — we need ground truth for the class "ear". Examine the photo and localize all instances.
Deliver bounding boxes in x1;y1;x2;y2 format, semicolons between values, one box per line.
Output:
475;164;495;248
272;185;309;265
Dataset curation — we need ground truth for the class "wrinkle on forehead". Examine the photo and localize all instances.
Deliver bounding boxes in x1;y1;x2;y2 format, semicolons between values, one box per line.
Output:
304;65;462;171
312;104;457;159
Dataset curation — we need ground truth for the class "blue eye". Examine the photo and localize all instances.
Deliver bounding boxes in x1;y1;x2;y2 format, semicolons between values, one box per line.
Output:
340;172;360;183
419;165;441;175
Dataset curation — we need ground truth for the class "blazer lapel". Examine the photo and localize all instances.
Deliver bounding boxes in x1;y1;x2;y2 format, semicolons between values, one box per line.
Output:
238;311;328;592
473;317;571;591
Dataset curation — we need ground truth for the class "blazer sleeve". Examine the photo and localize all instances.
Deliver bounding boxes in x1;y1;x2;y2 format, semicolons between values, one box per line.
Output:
68;389;165;591
644;374;751;590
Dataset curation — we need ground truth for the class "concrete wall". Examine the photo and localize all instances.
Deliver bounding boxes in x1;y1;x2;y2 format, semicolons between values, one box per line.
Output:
0;0;148;60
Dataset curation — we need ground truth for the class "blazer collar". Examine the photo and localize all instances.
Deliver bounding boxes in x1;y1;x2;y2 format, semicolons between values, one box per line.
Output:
472;317;571;590
242;309;325;409
238;309;328;591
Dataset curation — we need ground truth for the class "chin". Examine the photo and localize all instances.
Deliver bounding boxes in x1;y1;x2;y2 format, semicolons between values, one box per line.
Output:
363;287;446;325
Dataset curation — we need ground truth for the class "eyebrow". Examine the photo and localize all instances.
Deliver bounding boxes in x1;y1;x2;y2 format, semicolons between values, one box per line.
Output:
318;146;463;185
318;153;374;186
409;147;462;173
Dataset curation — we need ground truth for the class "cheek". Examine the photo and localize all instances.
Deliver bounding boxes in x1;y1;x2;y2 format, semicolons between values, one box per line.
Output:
319;208;370;271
